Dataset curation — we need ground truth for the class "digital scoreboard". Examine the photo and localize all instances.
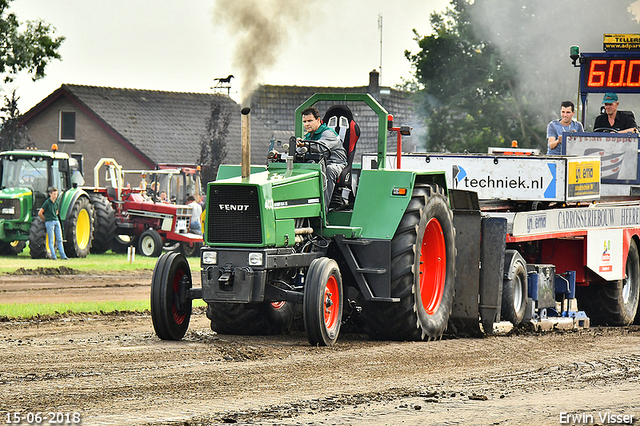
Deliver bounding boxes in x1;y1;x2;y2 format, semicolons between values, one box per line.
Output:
580;52;640;94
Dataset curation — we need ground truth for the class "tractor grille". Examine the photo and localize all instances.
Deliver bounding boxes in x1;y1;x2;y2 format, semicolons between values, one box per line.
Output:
0;198;21;220
208;185;262;245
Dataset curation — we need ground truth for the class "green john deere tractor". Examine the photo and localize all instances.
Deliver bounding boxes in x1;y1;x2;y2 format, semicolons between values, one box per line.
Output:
150;93;458;345
0;146;95;258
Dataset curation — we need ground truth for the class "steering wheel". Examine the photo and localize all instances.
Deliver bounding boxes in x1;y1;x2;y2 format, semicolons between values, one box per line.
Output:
20;174;36;184
295;139;331;163
593;128;619;133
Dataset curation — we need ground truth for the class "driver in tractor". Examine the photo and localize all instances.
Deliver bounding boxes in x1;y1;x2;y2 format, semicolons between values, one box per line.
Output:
298;106;347;210
593;92;638;133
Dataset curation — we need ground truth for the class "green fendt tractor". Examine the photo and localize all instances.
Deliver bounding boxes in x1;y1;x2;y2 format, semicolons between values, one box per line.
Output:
150;93;484;346
0;145;94;258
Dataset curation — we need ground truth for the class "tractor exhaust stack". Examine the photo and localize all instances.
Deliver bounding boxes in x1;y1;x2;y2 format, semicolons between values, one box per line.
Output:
241;107;251;179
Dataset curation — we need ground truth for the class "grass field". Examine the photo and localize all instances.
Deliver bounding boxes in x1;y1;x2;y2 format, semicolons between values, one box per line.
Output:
0;248;203;319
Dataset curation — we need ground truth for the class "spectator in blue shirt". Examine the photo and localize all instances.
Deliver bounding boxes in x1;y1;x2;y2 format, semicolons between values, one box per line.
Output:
547;101;584;155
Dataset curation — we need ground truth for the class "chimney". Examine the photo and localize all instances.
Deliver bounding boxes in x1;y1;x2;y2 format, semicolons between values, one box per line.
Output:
368;69;380;98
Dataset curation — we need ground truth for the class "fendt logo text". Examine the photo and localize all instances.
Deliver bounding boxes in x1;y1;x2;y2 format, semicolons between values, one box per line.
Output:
218;204;250;212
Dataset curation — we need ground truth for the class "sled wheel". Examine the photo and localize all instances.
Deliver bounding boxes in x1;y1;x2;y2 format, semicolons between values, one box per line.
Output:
151;252;192;340
64;195;94;258
579;240;640;325
501;250;528;325
304;257;343;346
360;183;456;341
138;229;163;257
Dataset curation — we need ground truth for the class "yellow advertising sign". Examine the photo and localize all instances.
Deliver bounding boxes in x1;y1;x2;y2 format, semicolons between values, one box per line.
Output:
567;159;600;198
603;33;640;51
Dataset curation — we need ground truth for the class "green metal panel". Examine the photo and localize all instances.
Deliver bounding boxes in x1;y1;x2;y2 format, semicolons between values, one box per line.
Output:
350;170;416;240
294;93;390;169
216;165;267;180
275;219;295;247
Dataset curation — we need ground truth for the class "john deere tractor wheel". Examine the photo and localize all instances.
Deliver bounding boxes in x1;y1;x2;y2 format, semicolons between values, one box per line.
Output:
89;194;116;254
207;301;294;335
138;229;163;257
578;240;640;326
360;183;456;341
28;217;48;259
501;250;528;325
151;252;192;340
303;257;343;346
64;196;94;258
0;240;26;256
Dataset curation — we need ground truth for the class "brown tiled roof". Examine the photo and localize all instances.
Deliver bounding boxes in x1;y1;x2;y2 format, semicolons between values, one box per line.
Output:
59;85;274;166
250;84;421;158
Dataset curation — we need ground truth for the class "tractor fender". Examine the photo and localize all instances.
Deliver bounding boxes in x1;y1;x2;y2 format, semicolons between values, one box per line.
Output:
58;188;91;221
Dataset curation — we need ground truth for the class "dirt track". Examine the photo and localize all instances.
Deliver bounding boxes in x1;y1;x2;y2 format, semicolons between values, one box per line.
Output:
1;272;640;425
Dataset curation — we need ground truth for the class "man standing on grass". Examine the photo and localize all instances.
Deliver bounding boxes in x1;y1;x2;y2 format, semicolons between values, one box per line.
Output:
38;187;68;260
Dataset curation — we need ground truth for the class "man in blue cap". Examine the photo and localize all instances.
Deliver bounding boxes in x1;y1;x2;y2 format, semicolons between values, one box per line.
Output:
593;92;637;133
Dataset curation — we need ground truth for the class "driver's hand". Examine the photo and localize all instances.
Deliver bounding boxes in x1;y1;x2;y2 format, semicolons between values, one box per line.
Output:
296;137;303;147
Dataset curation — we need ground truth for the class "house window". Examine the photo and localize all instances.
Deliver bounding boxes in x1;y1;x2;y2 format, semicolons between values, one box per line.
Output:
59;111;76;141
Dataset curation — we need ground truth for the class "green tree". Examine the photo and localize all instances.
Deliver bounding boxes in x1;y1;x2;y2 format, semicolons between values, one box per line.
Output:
199;98;230;185
406;0;638;153
0;0;65;83
0;88;30;150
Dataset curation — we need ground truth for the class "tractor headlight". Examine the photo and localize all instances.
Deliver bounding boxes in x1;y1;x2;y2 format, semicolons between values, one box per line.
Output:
1;207;15;215
202;251;217;265
248;252;264;266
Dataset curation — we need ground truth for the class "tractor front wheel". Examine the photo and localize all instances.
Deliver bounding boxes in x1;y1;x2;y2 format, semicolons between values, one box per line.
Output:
0;240;26;256
303;257;343;346
64;196;94;258
28;217;48;259
138;229;163;257
151;252;192;340
207;301;294;335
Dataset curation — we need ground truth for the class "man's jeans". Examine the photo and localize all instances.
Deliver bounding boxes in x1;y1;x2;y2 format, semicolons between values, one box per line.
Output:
45;220;67;259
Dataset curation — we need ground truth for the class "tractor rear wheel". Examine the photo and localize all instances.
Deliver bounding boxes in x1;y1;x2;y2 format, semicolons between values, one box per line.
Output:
578;240;640;325
0;240;26;256
63;196;94;258
89;194;116;254
151;252;192;340
207;301;294;335
303;257;343;346
28;217;48;259
360;183;456;341
138;229;163;257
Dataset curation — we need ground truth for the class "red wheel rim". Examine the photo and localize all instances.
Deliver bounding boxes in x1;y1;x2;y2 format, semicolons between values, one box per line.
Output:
419;218;446;315
324;275;340;331
172;269;187;325
271;301;286;309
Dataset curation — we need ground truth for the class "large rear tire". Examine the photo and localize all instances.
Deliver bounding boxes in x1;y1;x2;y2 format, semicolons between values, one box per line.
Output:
207;301;294;335
28;217;48;259
578;240;640;325
501;250;528;325
89;194;116;254
63;196;94;258
138;229;163;257
151;252;192;340
360;183;456;341
304;257;343;346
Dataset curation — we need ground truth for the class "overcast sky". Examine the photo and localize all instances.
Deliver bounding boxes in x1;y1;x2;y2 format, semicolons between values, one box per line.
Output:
8;0;451;111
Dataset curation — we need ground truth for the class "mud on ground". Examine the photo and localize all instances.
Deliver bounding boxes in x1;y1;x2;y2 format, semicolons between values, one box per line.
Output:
1;272;639;425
